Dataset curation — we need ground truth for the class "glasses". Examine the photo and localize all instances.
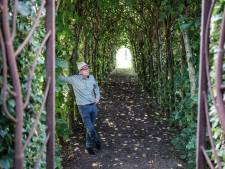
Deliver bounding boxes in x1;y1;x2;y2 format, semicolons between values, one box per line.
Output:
81;67;89;71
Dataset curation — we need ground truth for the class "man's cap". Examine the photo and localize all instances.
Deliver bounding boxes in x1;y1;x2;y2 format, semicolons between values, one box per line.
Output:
77;62;89;71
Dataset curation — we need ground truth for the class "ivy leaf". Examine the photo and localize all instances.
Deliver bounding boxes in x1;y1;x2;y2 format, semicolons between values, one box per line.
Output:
194;18;201;28
0;130;7;137
8;99;15;108
180;23;192;30
56;59;68;69
159;12;167;21
125;0;136;7
212;14;223;22
0;157;12;169
178;4;185;13
180;154;186;159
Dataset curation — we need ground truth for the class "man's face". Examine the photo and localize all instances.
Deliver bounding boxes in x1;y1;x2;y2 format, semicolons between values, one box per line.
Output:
80;67;89;76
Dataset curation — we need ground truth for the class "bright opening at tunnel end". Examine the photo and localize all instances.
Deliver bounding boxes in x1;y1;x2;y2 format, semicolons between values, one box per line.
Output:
116;47;132;69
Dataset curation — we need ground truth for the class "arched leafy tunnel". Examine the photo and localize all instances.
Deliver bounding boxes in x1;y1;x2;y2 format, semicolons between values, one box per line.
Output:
56;0;200;113
56;0;202;168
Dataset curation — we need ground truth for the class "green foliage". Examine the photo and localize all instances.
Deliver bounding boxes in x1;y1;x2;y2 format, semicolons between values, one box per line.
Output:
170;2;225;168
206;2;225;167
24;120;46;168
172;95;197;126
171;123;196;165
55;0;80;135
0;115;14;169
56;117;71;141
126;1;200;168
0;1;62;168
209;106;225;167
207;2;225;167
170;65;198;168
171;75;198;168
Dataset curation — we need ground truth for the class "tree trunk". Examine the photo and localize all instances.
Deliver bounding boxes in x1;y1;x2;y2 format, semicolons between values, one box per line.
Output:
83;36;88;62
67;28;81;133
182;30;196;96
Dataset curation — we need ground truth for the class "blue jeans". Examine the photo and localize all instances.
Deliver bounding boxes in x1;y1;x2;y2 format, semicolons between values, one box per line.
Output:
78;103;100;148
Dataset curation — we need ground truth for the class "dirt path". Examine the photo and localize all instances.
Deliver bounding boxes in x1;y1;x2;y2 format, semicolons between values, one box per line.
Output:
61;72;186;169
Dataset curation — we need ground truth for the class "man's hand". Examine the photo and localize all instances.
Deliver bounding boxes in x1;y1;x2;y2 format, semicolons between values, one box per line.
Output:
95;98;100;104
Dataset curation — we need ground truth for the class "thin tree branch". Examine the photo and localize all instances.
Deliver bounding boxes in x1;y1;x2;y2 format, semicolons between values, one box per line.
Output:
0;30;16;123
14;0;46;57
11;0;18;40
7;86;17;96
215;9;225;134
33;133;50;169
2;1;25;167
23;78;51;151
23;31;51;109
203;92;222;169
204;4;223;168
201;146;215;169
56;0;61;12
204;0;216;104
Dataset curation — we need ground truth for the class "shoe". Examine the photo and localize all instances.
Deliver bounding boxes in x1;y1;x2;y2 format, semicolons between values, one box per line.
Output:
86;147;95;155
95;142;101;150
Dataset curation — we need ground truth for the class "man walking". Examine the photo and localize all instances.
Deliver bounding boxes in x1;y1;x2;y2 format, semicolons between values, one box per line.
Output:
59;62;101;155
